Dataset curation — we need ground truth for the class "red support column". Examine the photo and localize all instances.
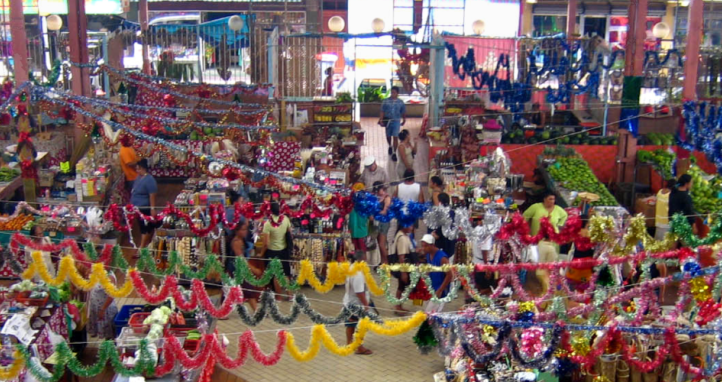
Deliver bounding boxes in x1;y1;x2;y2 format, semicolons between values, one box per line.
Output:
9;0;28;83
624;0;649;76
566;0;577;108
683;0;704;100
566;0;577;37
67;0;91;96
139;0;151;75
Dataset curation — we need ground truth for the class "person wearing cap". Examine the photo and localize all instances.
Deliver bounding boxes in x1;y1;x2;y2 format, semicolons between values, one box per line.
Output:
420;234;452;313
359;156;388;191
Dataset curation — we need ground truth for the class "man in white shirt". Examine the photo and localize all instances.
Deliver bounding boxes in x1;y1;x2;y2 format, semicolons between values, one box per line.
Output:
344;250;373;355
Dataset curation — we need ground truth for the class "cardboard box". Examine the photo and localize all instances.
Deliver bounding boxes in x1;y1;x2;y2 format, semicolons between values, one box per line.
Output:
634;195;656;227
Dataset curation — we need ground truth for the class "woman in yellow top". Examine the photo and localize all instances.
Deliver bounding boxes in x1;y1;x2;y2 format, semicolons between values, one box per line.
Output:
261;202;292;300
655;179;675;240
522;191;568;295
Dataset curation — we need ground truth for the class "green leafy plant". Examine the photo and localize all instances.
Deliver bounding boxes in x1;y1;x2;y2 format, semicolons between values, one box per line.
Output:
357;86;388;103
335;92;354;104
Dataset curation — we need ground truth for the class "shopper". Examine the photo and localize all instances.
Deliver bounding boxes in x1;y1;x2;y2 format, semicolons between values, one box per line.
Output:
396;129;417;181
431;193;456;259
379;86;406;162
323;67;334;96
119;135;139;191
85;264;118;339
261;202;293;300
228;217;261;311
344;250;373;355
25;224;54;282
373;181;392;265
389;224;417;316
429;176;444;206
359;156;389;191
349;198;370;255
420;234;452;313
522;191;567;295
655;179;675;240
395;169;425;204
130;159;158;249
565;215;594;293
669;174;697;228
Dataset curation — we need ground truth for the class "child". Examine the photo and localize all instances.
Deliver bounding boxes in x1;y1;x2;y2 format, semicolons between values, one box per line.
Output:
343;250;373;355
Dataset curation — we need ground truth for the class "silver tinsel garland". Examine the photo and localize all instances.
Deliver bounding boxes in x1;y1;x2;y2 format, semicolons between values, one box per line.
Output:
423;206;502;242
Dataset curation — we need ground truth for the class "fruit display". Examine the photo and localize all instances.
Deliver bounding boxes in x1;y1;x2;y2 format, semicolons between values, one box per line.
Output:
638;133;675;146
0;168;19;182
547;157;618;206
502;128;618;146
637;149;675;180
689;165;722;214
0;214;33;231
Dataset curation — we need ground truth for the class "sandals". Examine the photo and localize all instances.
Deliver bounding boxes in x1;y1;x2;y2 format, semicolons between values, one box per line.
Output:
355;348;373;355
394;310;410;317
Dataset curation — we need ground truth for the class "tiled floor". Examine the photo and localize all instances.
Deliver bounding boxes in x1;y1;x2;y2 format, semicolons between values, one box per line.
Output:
79;118;462;382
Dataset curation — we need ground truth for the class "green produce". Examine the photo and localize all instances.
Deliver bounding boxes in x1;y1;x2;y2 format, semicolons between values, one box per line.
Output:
0;167;19;182
547;157;618;206
688;165;722;214
637;149;675;180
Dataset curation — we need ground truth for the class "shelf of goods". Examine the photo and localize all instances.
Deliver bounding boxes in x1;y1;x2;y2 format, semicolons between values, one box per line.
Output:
540;155;618;208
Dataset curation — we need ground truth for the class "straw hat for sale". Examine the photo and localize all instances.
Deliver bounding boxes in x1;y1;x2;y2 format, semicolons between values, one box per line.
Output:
577;192;600;202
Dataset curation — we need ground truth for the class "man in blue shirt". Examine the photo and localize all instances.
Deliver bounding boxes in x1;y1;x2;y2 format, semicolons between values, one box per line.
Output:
420;234;452;313
379;86;406;162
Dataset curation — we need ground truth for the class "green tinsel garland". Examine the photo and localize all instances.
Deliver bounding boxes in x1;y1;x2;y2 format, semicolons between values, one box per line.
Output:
18;340;157;382
670;213;722;247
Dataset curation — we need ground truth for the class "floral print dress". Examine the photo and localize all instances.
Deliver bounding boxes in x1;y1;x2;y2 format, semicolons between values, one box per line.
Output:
87;272;119;339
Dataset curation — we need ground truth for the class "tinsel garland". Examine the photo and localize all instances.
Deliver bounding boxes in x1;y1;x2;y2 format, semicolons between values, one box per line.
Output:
18;332;285;381
235;291;379;326
19;340;156;382
0;352;24;380
352;191;428;226
0;248;25;275
23;252;133;298
670;213;722;247
456;321;511;364
105;196;353;236
509;324;564;369
284;312;427;361
156;332;286;375
423;206;502;242
129;272;243;318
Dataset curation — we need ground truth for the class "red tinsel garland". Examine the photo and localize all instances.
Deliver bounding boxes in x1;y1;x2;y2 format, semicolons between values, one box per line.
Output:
496;213;593;250
156;331;286;377
129;271;243;318
104;195;352;237
10;233;115;265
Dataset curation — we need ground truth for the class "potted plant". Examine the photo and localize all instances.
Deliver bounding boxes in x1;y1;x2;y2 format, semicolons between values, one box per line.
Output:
357;86;387;117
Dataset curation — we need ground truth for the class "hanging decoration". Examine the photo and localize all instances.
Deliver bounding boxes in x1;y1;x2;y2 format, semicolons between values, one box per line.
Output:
679;101;722;175
353;191;428;227
235;290;379;326
284;312;427;361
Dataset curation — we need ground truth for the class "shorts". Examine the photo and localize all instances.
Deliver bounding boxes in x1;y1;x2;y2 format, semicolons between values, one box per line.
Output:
345;315;359;328
378;222;390;236
139;208;156;235
386;120;401;138
352;238;366;252
266;248;292;279
424;300;445;314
